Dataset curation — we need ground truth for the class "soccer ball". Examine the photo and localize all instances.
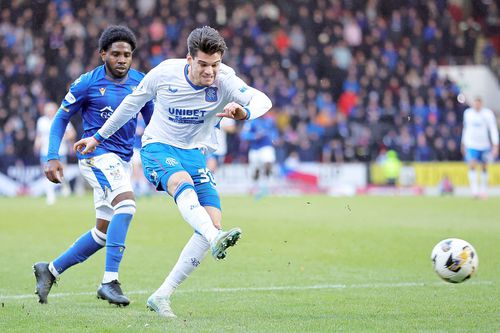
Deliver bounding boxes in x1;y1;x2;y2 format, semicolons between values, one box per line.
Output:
430;238;478;283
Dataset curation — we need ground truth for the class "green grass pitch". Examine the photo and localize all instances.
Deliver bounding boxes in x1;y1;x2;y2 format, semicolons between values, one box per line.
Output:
0;195;498;332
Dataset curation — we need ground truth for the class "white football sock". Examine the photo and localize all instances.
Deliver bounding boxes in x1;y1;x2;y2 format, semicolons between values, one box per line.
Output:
480;171;488;194
176;186;219;244
153;233;209;299
102;271;119;284
468;169;478;196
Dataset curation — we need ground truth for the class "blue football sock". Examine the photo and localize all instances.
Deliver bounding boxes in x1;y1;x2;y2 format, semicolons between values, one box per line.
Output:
52;227;106;275
105;200;136;273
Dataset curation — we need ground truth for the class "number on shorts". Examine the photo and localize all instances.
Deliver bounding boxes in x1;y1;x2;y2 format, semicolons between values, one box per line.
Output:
198;168;216;185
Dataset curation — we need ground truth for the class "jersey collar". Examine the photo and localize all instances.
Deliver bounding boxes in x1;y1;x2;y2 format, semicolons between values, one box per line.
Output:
184;64;206;90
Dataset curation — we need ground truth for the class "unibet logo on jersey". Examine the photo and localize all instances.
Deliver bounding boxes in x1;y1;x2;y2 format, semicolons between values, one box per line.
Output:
168;108;208;124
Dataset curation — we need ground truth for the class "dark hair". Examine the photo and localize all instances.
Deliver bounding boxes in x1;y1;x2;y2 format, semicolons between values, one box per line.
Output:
187;26;227;57
98;25;137;52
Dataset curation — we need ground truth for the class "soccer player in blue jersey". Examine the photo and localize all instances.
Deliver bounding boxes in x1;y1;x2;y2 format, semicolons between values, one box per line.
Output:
74;26;272;317
33;26;153;306
241;115;278;196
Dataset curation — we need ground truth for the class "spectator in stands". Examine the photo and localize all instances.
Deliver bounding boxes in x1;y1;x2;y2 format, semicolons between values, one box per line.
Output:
0;0;498;169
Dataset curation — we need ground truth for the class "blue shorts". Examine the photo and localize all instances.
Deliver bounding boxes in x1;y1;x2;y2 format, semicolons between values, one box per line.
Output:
465;148;491;163
140;143;220;209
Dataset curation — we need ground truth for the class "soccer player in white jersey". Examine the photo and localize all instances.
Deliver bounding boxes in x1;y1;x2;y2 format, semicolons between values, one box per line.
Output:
461;97;499;198
34;101;75;205
74;26;272;318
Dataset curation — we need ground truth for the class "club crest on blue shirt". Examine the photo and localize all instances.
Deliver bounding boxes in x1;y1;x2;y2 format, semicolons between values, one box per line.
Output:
165;157;179;166
205;87;218;102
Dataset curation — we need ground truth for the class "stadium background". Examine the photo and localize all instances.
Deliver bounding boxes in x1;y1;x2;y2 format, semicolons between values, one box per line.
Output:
1;0;500;194
0;2;499;332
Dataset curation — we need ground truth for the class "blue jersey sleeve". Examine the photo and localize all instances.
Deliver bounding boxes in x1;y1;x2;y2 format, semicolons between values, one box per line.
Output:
47;112;71;160
47;75;89;160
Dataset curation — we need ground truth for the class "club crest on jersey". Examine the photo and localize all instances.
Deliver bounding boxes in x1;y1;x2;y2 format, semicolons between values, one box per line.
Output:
165;157;179;166
99;87;106;96
205;87;218;102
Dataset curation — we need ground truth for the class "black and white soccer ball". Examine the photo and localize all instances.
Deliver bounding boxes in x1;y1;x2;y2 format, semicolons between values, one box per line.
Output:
431;238;479;283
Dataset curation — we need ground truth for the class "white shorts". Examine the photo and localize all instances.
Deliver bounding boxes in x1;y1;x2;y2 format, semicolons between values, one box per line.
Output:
79;153;133;213
249;146;276;169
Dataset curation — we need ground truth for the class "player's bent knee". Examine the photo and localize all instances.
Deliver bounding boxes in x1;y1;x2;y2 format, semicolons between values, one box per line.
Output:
173;182;196;203
167;171;193;195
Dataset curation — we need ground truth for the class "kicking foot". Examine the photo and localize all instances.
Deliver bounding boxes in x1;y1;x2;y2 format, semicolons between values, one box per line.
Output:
211;227;242;260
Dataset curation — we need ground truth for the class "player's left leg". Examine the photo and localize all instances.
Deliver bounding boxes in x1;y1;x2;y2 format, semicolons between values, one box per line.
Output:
148;201;239;318
147;231;210;318
479;161;489;199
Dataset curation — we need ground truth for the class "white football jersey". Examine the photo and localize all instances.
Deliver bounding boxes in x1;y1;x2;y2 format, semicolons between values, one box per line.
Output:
98;59;269;153
462;107;499;150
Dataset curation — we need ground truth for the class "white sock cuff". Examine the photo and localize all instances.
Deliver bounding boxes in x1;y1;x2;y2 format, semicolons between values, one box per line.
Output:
48;262;60;278
91;227;106;246
102;271;119;284
174;183;196;203
114;199;136;215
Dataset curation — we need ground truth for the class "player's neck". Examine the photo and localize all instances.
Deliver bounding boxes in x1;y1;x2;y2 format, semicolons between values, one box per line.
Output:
105;73;128;84
104;67;129;84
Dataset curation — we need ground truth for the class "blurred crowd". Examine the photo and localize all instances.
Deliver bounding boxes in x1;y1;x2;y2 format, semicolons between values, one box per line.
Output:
1;0;499;171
